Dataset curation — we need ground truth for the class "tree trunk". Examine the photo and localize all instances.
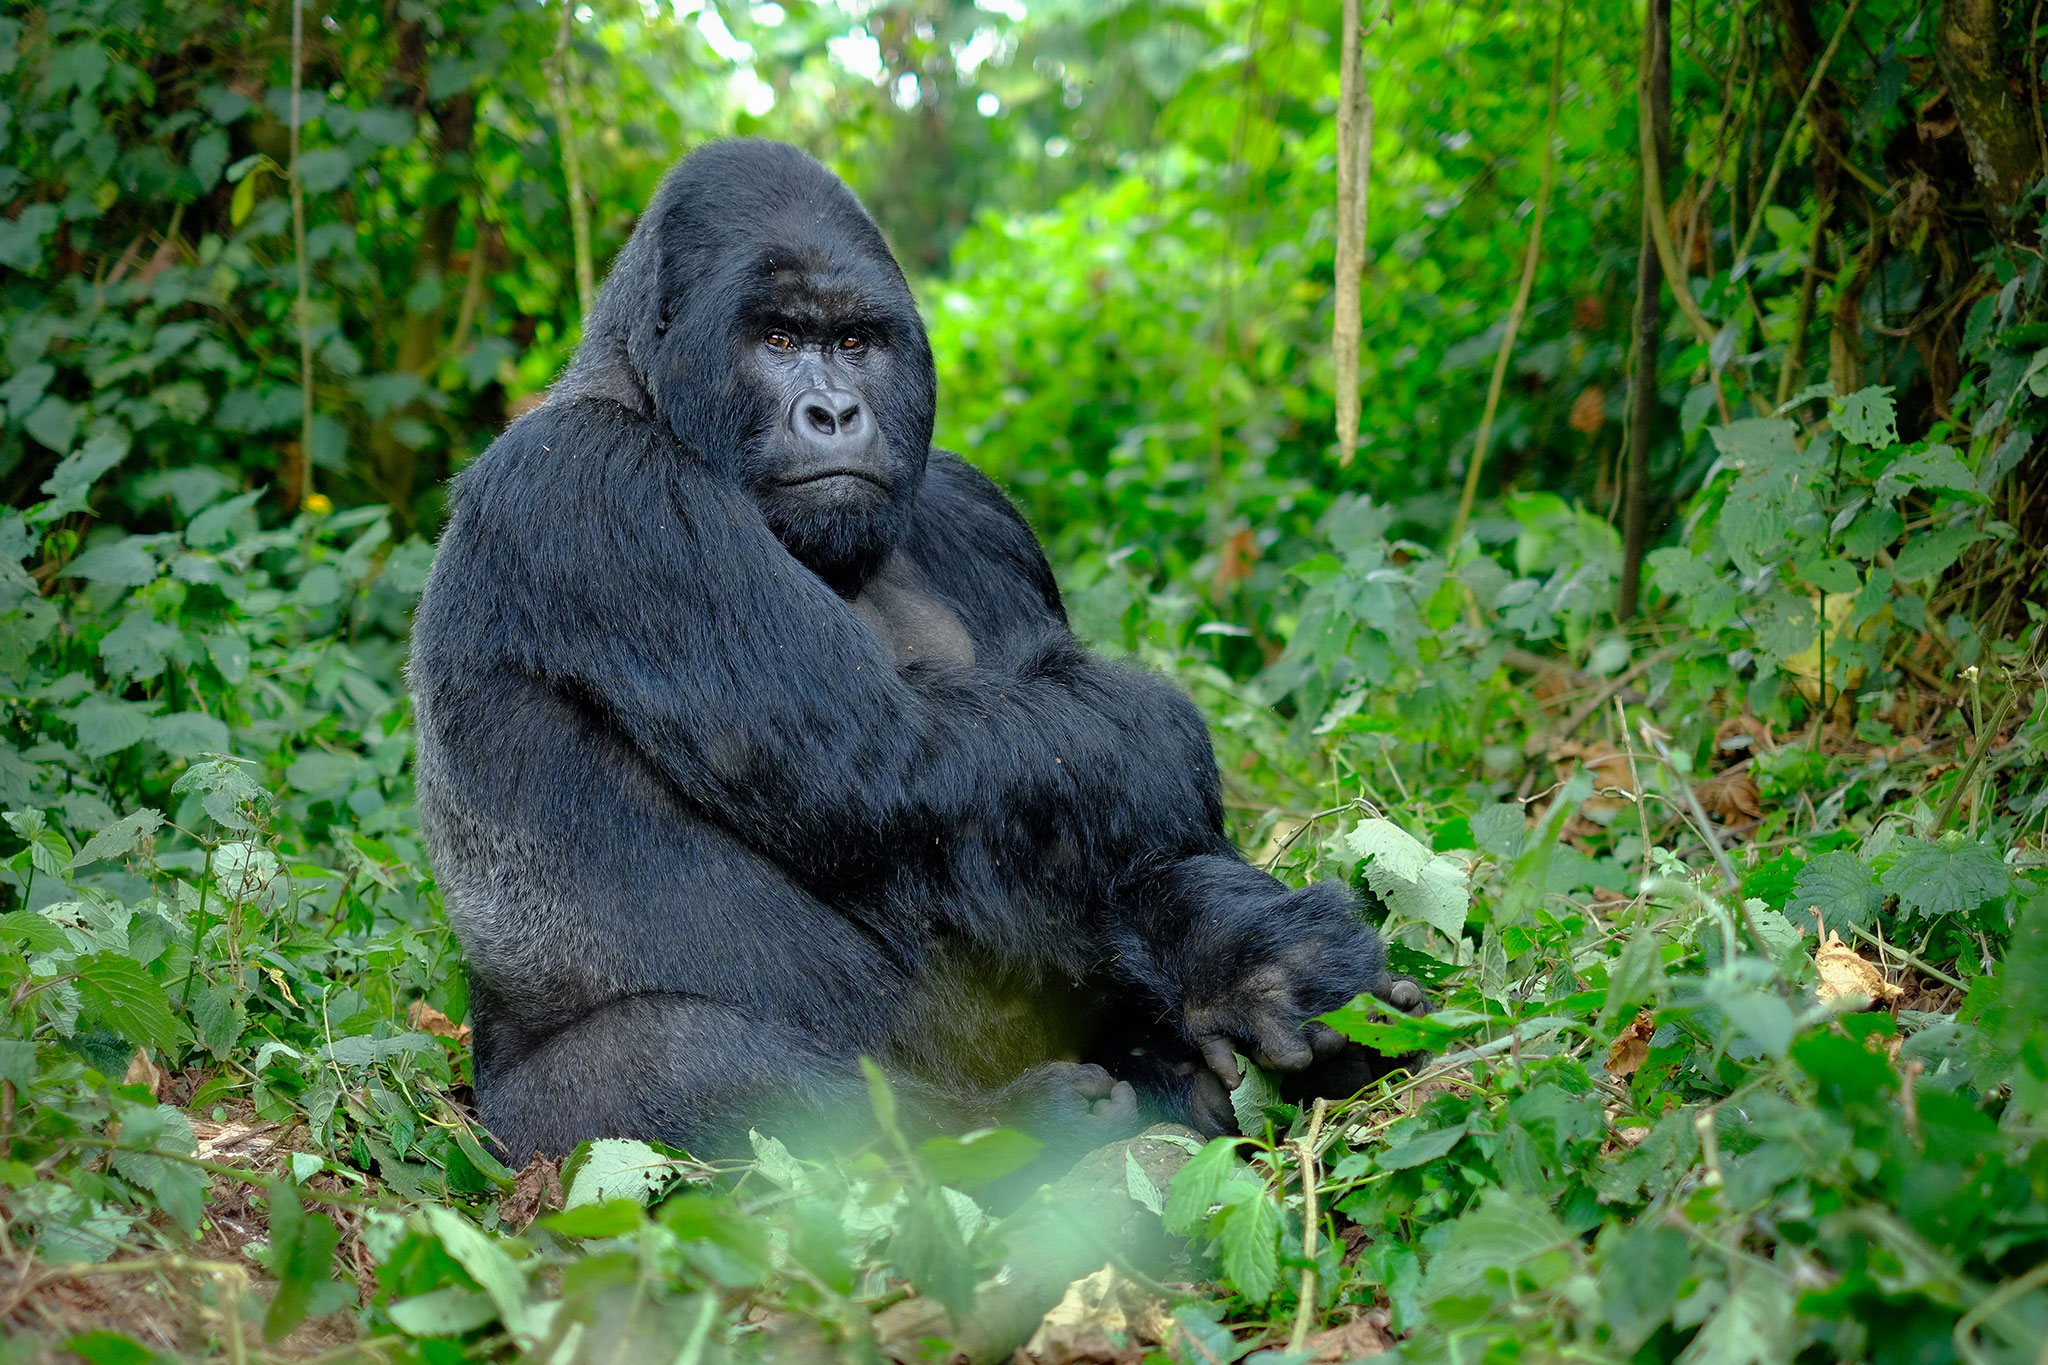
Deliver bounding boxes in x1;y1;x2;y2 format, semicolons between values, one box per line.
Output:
1619;0;1671;622
1937;0;2041;225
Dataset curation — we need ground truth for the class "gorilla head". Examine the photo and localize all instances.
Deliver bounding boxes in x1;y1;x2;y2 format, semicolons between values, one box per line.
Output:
573;140;937;591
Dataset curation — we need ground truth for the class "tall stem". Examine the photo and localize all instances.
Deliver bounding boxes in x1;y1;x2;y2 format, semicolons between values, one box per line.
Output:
1447;9;1566;550
549;0;596;321
290;0;314;511
1332;1;1382;467
1618;0;1671;622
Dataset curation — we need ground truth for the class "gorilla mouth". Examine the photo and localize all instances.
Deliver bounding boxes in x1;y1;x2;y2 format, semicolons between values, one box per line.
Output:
780;468;889;491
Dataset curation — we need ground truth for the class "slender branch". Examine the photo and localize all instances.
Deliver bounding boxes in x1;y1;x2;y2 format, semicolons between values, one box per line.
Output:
1776;183;1831;405
1287;1097;1329;1354
548;0;597;321
290;0;315;512
1333;0;1386;466
1447;9;1566;548
1731;0;1865;272
1618;0;1670;622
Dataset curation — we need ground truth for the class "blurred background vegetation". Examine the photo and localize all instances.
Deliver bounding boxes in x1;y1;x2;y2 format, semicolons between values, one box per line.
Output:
3;0;2048;1360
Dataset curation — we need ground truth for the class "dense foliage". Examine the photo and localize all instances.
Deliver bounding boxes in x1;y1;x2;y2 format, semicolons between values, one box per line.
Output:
1;0;2045;1361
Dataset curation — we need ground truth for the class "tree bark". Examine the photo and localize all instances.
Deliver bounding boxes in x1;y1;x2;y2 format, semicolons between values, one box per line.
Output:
1937;0;2041;225
1619;0;1671;623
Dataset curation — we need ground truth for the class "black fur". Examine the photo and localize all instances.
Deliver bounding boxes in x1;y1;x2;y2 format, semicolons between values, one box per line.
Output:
409;140;1422;1167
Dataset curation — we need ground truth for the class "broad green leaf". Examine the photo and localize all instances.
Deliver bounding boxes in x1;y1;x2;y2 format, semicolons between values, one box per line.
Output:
1892;525;1986;582
1422;1190;1572;1304
1163;1137;1251;1236
62;697;156;760
1597;1222;1694;1349
1471;803;1528;860
318;1032;433;1067
916;1127;1042;1190
1125;1147;1164;1214
1881;837;2010;916
1373;1120;1468;1171
151;711;231;759
1831;386;1898;447
1791;851;1882;929
109;1103;204;1236
1675;1270;1795;1365
563;1138;672;1209
423;1206;528;1337
170;756;270;831
68;808;163;870
76;954;178;1053
60;538;158;586
262;1180;343;1342
1875;445;1977;504
1344;817;1471;938
1213;1191;1280;1303
540;1199;644;1239
1228;1057;1282;1135
387;1286;499;1337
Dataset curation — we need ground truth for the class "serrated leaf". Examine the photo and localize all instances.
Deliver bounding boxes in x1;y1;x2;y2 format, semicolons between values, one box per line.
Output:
152;711;231;759
1880;838;2010;917
262;1181;343;1341
1213;1192;1280;1303
68;808;163;870
386;1286;498;1337
1422;1190;1572;1304
1228;1057;1282;1134
1832;386;1898;447
76;954;178;1053
1472;803;1528;859
60;538;158;586
563;1138;671;1209
1875;445;1977;504
1163;1137;1250;1236
423;1206;527;1336
1373;1120;1468;1171
63;696;157;760
1791;851;1882;929
1345;817;1471;937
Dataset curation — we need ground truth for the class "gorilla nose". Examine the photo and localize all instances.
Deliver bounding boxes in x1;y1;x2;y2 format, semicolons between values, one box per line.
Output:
794;388;869;446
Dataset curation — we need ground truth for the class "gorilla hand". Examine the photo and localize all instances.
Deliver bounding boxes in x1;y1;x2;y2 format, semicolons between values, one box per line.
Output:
1186;949;1430;1091
994;1061;1142;1149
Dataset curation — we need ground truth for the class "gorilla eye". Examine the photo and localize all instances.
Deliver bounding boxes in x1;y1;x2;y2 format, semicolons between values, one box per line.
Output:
765;330;795;352
838;335;867;353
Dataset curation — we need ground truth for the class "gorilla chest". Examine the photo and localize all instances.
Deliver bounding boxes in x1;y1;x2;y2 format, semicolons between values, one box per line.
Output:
849;552;976;669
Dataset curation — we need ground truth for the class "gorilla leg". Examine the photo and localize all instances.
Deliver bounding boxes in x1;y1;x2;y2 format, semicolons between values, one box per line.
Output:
476;991;1142;1165
475;992;869;1163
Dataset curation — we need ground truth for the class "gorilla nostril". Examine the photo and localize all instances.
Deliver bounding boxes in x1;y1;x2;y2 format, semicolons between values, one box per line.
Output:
837;403;863;429
804;404;836;435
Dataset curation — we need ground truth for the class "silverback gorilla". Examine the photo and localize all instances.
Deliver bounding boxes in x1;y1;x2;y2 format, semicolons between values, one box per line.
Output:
410;140;1425;1167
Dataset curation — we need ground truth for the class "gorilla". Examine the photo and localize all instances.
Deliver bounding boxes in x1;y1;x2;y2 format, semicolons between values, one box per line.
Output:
409;140;1425;1168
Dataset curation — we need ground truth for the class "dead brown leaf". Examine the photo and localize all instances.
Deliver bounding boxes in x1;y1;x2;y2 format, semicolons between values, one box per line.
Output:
1022;1266;1172;1365
498;1154;564;1231
408;1000;472;1044
1304;1310;1395;1361
1605;1010;1656;1078
1694;768;1762;823
1813;924;1902;1009
1552;741;1637;822
123;1049;164;1098
1568;386;1606;434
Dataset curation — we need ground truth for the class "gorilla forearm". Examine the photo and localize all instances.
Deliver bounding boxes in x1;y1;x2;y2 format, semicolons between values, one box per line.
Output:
424;404;1230;906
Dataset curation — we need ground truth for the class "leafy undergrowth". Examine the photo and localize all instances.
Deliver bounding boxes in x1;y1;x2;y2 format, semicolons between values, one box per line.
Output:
1;380;2045;1363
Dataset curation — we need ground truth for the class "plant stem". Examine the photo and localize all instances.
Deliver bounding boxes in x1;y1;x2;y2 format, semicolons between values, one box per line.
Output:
290;0;314;512
1333;0;1384;466
1287;1097;1329;1354
1731;0;1864;272
1447;7;1566;550
1618;0;1670;621
548;0;596;321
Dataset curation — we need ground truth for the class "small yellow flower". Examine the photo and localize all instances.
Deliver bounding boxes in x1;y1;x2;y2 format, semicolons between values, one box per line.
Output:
304;493;334;515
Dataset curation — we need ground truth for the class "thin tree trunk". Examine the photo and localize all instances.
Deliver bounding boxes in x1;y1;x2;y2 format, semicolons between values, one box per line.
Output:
550;1;597;320
287;0;313;513
1619;0;1670;623
1332;0;1379;467
1938;0;2041;225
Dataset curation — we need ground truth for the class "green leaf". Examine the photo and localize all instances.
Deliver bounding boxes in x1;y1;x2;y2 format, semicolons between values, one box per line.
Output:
109;1103;204;1236
1163;1137;1251;1236
1832;387;1899;447
563;1138;672;1209
1471;803;1528;859
423;1206;528;1336
63;697;157;760
151;711;231;759
891;1188;976;1316
170;757;270;831
386;1286;499;1337
1880;838;2010;916
1875;445;1977;504
1125;1147;1164;1215
1213;1191;1280;1303
61;1331;155;1365
354;107;416;147
189;129;230;191
262;1180;343;1343
1343;817;1471;937
540;1199;645;1239
1597;1222;1693;1349
76;954;178;1053
1892;525;1986;582
916;1127;1042;1190
61;538;158;586
68;808;163;870
1228;1057;1282;1135
1677;1271;1796;1364
1422;1190;1572;1304
1791;851;1882;928
1373;1120;1468;1171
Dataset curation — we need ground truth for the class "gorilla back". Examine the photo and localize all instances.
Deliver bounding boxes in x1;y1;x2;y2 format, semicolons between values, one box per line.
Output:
410;140;1423;1167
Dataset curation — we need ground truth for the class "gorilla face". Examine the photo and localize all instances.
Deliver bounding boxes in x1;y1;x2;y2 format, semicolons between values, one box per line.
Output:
578;140;938;594
730;262;926;590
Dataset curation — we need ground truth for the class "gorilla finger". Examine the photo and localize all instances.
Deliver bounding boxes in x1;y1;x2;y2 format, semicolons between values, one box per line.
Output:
1251;1017;1314;1073
1069;1063;1115;1100
1093;1080;1139;1122
1199;1037;1243;1090
1189;1071;1235;1136
1386;977;1429;1014
1307;1022;1349;1060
